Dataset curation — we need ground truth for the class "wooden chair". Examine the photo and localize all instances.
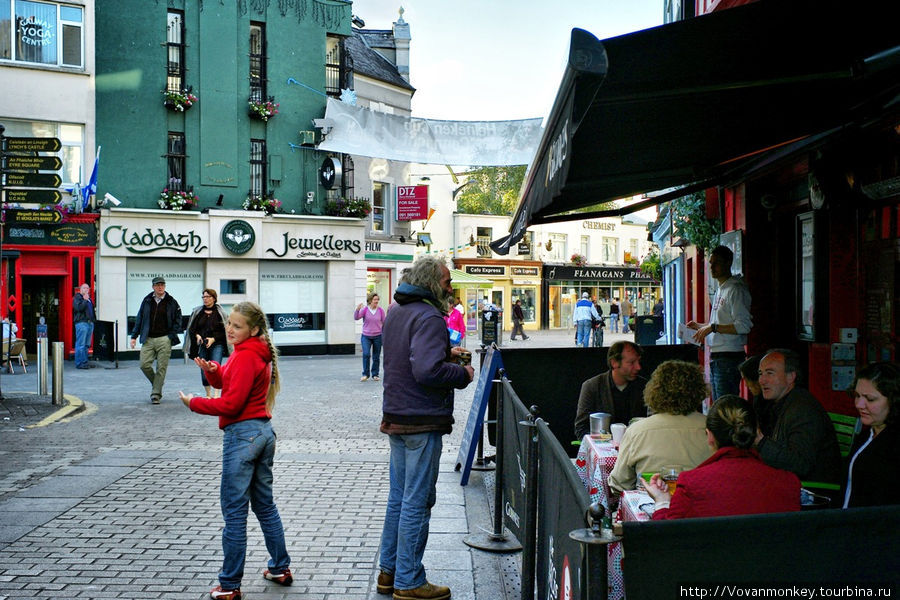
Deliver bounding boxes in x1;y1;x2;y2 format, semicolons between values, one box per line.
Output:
3;338;27;373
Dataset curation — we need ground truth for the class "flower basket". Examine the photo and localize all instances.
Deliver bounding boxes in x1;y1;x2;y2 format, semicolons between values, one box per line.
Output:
324;197;371;219
248;97;279;121
570;253;587;267
158;189;198;210
243;194;281;216
163;89;198;112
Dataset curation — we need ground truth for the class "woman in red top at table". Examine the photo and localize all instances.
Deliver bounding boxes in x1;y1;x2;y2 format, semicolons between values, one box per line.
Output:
645;395;801;519
180;302;292;600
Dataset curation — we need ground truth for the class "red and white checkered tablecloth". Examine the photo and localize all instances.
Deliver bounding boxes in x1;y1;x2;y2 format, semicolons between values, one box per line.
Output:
575;436;626;600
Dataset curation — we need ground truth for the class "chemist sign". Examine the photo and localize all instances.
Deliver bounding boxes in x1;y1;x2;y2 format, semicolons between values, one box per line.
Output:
396;185;428;221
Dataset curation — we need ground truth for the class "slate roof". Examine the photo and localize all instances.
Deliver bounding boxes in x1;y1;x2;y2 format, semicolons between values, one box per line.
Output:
346;30;415;92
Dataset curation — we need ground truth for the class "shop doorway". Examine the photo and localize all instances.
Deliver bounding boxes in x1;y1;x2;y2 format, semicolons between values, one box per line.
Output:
21;276;63;354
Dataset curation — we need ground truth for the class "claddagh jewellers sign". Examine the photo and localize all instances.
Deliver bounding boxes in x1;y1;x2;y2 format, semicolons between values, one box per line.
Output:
102;225;208;255
266;231;362;260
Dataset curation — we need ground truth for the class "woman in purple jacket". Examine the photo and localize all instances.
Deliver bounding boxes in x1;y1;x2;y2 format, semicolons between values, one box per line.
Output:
355;292;386;381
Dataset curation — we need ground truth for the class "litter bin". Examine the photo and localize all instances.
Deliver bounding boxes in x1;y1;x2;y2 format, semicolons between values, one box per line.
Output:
634;315;664;346
480;307;503;346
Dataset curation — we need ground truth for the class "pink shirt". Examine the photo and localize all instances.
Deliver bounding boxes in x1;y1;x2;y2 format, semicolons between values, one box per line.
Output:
354;305;386;336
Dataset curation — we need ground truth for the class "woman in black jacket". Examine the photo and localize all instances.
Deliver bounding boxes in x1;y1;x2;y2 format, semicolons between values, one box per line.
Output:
842;362;900;508
186;288;229;398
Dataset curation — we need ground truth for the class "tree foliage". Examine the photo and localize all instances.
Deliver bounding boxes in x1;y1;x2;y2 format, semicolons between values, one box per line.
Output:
455;166;526;215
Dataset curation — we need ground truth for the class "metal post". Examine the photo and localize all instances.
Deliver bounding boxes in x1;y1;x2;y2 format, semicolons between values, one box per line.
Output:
570;502;621;600
37;337;49;395
463;370;522;552
51;341;63;405
471;345;495;472
520;406;539;600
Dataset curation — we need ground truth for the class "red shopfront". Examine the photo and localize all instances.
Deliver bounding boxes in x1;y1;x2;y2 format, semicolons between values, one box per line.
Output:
2;213;98;357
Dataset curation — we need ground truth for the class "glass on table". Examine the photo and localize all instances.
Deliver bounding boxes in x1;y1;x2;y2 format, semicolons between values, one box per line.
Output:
659;465;682;495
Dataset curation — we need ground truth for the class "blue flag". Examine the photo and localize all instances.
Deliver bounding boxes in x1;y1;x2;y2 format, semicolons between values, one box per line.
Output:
82;147;100;209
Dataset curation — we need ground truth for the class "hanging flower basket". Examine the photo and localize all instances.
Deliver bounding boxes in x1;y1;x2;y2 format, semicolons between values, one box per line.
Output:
324;197;371;219
248;97;279;121
163;88;198;112
243;194;281;216
570;253;587;267
158;188;198;210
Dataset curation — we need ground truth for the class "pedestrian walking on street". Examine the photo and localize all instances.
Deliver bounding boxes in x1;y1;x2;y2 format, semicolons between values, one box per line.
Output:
186;288;230;398
510;299;529;340
573;292;600;348
355;292;386;381
130;276;182;404
609;300;620;333
180;301;292;600
445;297;466;347
73;282;95;369
376;256;475;600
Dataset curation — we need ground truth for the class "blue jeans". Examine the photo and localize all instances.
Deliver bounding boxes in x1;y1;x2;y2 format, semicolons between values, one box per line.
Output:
575;320;592;348
610;314;619;332
219;418;290;590
199;343;225;387
592;326;604;347
74;321;93;367
379;432;443;591
622;315;631;333
362;334;382;377
710;353;744;402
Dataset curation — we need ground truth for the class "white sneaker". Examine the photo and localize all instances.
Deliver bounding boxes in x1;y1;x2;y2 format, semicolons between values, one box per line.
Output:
361;376;369;382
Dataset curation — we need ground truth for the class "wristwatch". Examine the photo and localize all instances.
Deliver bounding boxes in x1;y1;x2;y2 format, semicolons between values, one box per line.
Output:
711;323;718;333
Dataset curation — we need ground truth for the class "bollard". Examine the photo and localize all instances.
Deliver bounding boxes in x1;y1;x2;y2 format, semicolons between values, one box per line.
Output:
37;338;49;395
51;341;64;405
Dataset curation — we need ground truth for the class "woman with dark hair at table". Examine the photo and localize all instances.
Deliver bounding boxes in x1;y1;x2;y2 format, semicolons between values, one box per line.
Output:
842;362;900;508
644;395;800;519
608;360;712;494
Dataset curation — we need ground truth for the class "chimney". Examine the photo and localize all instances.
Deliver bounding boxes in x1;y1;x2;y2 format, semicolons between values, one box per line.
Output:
392;7;411;83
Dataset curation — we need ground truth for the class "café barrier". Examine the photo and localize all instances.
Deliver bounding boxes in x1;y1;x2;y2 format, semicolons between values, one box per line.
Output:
500;378;531;545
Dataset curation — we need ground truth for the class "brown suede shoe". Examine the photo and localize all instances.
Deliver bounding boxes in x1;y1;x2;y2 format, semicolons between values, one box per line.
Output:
392;581;451;600
376;570;394;594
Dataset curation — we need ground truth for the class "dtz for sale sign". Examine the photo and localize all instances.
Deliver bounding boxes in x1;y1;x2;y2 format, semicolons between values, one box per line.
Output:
396;185;429;221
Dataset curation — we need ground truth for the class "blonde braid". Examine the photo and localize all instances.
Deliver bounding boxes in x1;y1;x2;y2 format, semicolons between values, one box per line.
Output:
231;301;280;412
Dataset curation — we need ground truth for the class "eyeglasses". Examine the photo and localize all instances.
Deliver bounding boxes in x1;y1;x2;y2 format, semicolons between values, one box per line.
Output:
202;295;213;299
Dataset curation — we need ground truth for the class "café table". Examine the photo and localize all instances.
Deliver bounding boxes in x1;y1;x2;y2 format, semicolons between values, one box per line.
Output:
574;435;627;600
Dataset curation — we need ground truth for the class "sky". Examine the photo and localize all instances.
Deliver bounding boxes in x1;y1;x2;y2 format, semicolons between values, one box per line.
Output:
354;0;664;122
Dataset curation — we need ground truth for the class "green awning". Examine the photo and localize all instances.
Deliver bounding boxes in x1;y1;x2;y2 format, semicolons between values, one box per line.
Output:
450;269;493;289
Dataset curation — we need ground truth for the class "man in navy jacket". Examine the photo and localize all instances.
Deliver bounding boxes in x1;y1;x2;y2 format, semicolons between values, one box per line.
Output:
376;256;474;600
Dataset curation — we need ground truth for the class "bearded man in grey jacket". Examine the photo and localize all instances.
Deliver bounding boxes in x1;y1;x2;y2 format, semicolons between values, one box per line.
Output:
375;256;474;600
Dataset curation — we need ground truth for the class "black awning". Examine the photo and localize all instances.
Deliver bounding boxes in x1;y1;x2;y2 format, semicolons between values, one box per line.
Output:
492;0;900;254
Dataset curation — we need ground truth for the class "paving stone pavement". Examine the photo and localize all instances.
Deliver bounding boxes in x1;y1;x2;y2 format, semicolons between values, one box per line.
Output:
0;350;520;600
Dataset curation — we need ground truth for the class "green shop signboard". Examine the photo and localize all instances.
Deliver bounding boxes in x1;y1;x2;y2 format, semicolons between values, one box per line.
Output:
6;222;97;246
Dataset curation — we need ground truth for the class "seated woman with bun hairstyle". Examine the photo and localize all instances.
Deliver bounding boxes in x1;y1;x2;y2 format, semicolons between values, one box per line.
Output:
645;395;801;519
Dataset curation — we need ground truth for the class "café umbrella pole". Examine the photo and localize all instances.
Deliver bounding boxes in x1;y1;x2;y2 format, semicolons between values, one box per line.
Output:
463;368;522;552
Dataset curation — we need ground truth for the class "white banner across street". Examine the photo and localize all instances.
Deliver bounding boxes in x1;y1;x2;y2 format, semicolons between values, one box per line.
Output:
316;97;543;167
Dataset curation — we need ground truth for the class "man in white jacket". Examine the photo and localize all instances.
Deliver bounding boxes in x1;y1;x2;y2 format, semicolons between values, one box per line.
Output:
687;245;753;401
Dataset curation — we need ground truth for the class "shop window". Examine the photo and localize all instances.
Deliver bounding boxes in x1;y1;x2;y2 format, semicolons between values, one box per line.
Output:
547;233;567;261
476;227;492;257
325;35;351;97
602;236;618;263
1;119;82;187
2;1;83;67
249;139;266;197
372;182;388;233
126;258;204;348
166;10;184;92
220;279;246;295
249;22;266;102
259;261;326;344
511;287;536;322
580;235;590;260
166;132;186;191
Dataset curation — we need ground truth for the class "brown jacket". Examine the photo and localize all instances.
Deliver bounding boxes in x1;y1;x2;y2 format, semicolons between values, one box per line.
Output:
574;371;647;439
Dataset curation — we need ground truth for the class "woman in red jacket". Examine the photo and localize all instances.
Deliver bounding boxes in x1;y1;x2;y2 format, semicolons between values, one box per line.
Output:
180;302;291;600
645;395;800;519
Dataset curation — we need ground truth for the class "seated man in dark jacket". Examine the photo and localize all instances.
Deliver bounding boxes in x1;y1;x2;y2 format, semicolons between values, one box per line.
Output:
755;348;842;484
574;341;648;440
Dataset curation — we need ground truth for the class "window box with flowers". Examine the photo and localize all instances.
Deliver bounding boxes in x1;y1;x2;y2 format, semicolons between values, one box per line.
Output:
324;197;371;219
248;97;279;121
243;194;281;216
570;253;587;267
163;88;198;112
158;189;198;211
